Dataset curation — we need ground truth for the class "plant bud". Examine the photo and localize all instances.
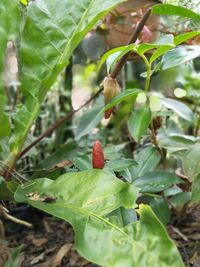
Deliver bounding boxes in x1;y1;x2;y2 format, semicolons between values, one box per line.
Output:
92;140;104;169
103;77;120;119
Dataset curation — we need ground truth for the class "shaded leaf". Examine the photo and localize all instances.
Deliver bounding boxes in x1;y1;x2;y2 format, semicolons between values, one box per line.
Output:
162;46;200;71
104;89;141;111
161;97;195;122
76;106;103;140
192;174;200;203
130;147;161;181
128;105;151;142
150;197;171;225
183;143;200;180
133;171;182;193
105;158;137;172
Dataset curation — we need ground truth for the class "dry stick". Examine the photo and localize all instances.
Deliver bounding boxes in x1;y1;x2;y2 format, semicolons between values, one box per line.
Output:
17;8;152;161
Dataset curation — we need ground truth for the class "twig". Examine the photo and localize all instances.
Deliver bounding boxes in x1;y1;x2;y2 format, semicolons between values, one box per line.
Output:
151;121;163;158
16;8;152;161
0;205;33;228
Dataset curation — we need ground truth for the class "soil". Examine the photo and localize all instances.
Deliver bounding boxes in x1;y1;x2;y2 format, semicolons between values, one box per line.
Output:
1;204;200;267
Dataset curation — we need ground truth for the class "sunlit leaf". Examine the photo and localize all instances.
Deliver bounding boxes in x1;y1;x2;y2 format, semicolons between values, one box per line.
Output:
14;173;183;267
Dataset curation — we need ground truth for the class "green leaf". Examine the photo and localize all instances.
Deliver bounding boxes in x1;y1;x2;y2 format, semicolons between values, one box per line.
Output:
152;4;200;21
76;106;103;140
137;34;174;55
130;147;161;181
73;155;92;171
106;44;135;73
4;246;22;267
161;97;195;122
38;141;78;169
149;32;200;64
0;113;11;140
104;89;141;111
183;143;200;181
8;0;124;167
128;105;151;142
98;44;135;73
174;31;200;46
133;171;182;193
162;46;200;71
105;158;137;172
150;197;171;225
192;174;200;203
171;192;191;207
14;175;183;267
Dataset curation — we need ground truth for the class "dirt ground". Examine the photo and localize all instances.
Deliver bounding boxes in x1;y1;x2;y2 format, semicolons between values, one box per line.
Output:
1;204;200;267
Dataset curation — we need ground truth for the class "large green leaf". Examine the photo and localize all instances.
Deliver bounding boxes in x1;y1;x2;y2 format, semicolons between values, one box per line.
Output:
14;169;183;267
7;0;124;167
128;105;151;142
130;147;161;181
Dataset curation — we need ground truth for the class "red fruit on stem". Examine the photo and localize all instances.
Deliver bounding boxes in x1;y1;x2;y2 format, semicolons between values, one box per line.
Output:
92;140;104;169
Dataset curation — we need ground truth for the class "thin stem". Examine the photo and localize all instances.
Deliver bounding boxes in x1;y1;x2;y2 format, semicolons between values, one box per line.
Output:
139;53;151;93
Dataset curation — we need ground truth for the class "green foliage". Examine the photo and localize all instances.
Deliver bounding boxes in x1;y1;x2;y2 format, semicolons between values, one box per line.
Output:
15;170;184;267
1;1;200;265
0;0;20;145
5;0;124;167
128;105;151;142
133;171;182;193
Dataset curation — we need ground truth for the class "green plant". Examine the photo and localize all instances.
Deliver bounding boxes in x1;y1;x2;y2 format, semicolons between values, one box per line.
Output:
1;1;200;266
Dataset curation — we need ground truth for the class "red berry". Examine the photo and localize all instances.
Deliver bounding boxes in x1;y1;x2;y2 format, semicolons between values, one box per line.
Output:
92;140;104;169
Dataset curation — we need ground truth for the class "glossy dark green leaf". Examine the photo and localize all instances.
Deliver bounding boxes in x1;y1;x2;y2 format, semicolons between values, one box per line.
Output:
76;106;103;140
133;171;182;193
161;97;195;123
183;143;200;180
130;147;161;181
14;174;183;267
128;105;151;142
104;89;141;111
152;4;200;21
150;197;171;225
157;129;195;153
171;192;191;207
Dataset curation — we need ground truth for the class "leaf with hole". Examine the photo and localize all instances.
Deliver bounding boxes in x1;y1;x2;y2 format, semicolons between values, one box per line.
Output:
14;171;184;267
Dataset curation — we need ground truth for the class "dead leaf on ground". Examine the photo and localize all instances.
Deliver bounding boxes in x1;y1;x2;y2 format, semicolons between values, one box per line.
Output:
40;243;72;267
31;238;48;247
30;252;45;265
